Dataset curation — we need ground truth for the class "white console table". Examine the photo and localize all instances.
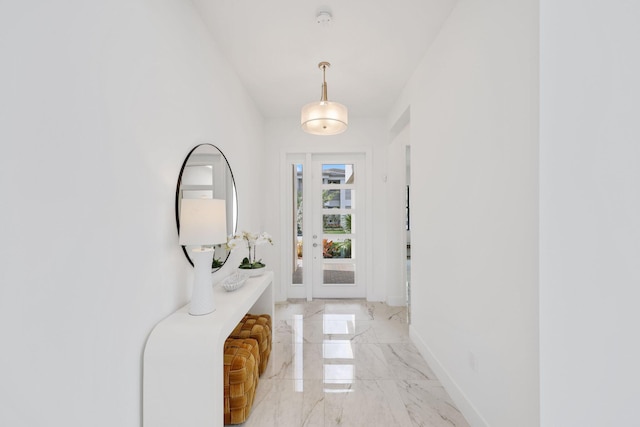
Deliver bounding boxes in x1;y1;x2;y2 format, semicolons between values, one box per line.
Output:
143;271;274;427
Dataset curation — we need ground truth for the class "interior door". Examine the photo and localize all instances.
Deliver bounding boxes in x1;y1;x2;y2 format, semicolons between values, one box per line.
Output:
311;154;365;298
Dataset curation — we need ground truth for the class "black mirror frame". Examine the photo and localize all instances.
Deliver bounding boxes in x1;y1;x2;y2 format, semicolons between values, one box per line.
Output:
175;143;238;269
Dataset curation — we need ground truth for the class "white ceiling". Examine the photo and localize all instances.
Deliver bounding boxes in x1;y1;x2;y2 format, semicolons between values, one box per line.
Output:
192;0;456;119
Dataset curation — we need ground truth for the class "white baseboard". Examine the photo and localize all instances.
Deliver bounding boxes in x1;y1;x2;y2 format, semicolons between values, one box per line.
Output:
409;326;490;427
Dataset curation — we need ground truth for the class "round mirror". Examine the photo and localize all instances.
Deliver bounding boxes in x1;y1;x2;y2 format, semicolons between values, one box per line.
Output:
175;143;238;270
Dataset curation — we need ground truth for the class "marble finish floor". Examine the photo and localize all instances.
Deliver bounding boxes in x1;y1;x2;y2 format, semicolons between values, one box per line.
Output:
241;299;470;427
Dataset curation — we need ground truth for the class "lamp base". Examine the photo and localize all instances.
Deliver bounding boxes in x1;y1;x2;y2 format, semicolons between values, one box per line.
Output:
189;248;215;316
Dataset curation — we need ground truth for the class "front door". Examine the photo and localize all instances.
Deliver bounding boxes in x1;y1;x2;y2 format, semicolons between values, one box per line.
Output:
310;154;365;298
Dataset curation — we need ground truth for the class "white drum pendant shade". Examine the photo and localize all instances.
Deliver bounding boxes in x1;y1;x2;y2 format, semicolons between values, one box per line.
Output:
301;100;348;135
301;62;348;136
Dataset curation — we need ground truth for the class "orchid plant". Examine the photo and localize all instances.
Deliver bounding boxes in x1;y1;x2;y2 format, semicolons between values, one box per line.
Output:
227;231;274;269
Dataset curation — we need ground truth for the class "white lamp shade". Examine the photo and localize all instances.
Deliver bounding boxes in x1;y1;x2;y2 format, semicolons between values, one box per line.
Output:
179;199;227;246
301;101;348;135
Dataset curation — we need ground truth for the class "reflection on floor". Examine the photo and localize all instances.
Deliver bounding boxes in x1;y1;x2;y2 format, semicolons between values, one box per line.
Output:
241;299;470;427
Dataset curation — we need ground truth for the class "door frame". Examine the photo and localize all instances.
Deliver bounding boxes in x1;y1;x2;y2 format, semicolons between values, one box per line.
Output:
280;147;373;301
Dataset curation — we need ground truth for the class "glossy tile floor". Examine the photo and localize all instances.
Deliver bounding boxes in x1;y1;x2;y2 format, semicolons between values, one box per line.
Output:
241;299;470;427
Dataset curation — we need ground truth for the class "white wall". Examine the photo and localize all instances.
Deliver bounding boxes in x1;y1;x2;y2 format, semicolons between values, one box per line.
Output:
387;123;411;306
390;0;539;425
0;1;264;426
539;1;640;425
263;117;390;302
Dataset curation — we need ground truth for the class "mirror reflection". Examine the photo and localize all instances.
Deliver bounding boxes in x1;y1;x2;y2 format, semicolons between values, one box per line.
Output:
176;143;238;270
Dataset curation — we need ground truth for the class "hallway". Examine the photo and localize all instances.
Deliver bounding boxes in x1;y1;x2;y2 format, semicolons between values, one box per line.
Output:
242;299;470;426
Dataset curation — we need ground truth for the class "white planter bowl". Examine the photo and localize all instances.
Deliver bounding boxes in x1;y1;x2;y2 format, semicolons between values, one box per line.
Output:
239;266;266;277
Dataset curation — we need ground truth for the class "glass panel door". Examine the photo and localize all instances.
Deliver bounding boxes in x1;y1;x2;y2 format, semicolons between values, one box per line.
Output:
284;154;310;300
312;155;365;298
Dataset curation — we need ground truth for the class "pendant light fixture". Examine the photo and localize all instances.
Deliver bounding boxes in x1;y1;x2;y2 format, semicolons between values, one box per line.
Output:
301;62;348;135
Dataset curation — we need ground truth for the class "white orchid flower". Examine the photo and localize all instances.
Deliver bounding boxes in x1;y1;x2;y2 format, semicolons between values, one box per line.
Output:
226;236;243;251
227;230;274;266
241;230;257;243
255;232;274;246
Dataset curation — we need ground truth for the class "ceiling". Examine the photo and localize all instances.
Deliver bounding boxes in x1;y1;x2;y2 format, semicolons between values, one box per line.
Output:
191;0;456;119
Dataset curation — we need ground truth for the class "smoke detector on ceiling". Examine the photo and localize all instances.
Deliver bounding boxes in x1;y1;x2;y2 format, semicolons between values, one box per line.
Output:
316;11;333;27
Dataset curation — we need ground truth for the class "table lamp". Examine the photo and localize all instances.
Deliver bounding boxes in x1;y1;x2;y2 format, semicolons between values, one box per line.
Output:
179;198;227;315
